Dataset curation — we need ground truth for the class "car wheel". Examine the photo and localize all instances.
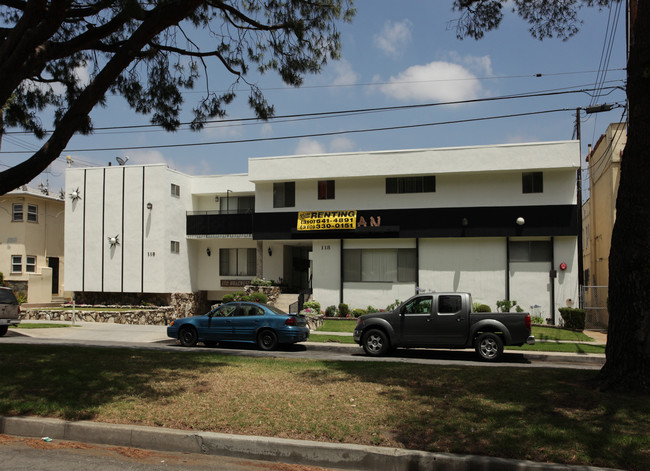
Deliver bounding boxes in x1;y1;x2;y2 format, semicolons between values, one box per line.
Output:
257;330;278;351
362;329;390;356
179;326;198;347
0;325;7;337
475;332;504;361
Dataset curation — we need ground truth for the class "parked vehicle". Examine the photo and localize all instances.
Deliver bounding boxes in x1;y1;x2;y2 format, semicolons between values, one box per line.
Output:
0;287;21;336
353;292;535;361
167;302;309;350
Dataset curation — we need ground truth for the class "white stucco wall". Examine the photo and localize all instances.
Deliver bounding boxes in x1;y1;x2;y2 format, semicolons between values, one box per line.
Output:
249;141;579;183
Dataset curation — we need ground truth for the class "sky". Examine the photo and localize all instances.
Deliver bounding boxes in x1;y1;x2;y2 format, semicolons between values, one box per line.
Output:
1;1;628;193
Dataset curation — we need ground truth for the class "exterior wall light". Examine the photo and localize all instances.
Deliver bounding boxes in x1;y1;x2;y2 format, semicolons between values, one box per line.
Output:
146;202;153;210
206;248;211;256
69;188;82;201
516;217;525;226
268;247;272;256
108;235;120;247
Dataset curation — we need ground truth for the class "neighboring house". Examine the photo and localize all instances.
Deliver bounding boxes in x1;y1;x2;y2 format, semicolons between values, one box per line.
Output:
65;140;580;323
582;122;626;328
0;186;66;303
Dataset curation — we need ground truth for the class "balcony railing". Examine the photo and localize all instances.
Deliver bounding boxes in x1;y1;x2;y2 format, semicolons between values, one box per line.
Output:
186;210;253;236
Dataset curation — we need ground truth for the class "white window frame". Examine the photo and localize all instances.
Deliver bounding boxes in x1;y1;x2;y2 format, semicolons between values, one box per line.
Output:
25;255;36;273
170;241;180;254
11;255;22;273
12;203;23;221
171;183;180;197
27;204;38;222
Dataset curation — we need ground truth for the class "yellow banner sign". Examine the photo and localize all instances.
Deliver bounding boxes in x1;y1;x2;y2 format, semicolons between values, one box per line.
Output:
297;210;357;231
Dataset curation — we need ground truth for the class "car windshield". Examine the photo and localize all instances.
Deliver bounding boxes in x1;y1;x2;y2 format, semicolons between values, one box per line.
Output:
0;289;18;304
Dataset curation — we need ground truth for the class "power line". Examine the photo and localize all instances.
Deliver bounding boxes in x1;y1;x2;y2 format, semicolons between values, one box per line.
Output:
2;83;625;137
24;108;578;154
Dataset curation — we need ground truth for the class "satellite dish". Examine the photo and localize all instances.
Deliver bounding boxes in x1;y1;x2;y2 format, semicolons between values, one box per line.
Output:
116;156;129;166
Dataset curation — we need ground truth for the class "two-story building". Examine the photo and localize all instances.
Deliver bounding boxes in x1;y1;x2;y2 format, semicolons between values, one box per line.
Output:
0;186;66;303
65;140;580;322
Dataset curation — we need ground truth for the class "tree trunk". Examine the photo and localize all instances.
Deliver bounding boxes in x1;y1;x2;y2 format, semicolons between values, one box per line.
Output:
600;0;650;392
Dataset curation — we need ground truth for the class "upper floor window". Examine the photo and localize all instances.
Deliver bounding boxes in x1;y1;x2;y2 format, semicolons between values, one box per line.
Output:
273;182;295;208
386;176;436;194
27;204;38;222
171;183;180;197
170;241;180;254
318;180;335;200
522;172;543;193
12;204;23;221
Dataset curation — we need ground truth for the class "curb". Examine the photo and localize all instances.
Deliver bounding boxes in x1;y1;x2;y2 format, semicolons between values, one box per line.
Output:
0;416;621;471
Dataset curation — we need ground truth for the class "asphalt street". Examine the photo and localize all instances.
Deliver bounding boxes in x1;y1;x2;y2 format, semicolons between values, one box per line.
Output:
2;320;606;369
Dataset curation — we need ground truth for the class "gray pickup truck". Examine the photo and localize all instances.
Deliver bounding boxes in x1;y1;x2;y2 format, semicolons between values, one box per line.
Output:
353;292;535;361
0;287;20;336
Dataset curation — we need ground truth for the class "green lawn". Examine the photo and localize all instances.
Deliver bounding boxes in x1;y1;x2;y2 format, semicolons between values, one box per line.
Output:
11;323;78;329
0;345;645;470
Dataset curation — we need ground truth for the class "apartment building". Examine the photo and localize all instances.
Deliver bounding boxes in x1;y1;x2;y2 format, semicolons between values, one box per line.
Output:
65;141;580;322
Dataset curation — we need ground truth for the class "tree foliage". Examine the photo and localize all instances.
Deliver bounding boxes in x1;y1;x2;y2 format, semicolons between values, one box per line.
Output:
0;0;355;194
453;0;650;393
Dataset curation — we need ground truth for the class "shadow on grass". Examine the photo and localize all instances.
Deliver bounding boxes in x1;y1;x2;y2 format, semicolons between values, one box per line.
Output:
311;360;648;470
0;344;232;420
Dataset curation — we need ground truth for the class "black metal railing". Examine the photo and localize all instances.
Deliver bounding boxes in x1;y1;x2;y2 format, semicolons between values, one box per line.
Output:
186;211;253;236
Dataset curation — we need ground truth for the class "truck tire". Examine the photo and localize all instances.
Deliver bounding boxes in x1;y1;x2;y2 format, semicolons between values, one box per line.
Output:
0;325;7;337
362;329;390;356
475;332;504;361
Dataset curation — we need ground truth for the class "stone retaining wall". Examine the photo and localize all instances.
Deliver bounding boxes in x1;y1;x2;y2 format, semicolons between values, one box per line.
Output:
21;307;176;325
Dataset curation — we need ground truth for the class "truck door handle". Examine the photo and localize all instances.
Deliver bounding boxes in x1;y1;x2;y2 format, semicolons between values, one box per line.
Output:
456;318;462;322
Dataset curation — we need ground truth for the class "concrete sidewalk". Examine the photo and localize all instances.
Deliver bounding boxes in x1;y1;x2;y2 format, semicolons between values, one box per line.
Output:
0;416;622;471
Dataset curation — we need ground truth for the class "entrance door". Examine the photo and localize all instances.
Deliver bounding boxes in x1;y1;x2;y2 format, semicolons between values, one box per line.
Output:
48;257;59;295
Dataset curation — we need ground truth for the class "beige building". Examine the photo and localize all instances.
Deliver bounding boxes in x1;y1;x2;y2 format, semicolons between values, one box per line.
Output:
0;186;66;303
582;122;626;328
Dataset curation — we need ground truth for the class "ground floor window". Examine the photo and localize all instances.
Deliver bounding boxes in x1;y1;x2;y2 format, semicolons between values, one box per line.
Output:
11;255;21;273
26;255;36;273
343;248;416;282
220;248;256;276
509;240;552;262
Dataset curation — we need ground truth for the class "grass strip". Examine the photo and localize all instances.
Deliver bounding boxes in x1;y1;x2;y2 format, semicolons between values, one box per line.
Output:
11;323;78;329
0;344;645;470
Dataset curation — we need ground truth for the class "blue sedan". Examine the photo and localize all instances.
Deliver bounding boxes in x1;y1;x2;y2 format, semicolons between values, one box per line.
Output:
167;302;310;350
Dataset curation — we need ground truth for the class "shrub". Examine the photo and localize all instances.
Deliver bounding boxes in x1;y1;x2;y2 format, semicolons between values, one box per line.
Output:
531;315;545;325
475;304;492;313
303;300;321;314
352;308;367;317
15;291;27;304
248;292;268;304
338;303;350;317
496;299;519;312
385;299;402;311
366;305;380;313
222;294;234;303
0;271;4;286
559;307;586;331
251;277;273;287
325;305;337;317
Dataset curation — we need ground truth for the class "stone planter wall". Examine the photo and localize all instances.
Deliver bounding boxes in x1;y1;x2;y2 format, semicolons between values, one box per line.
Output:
244;285;282;304
22;306;176;325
